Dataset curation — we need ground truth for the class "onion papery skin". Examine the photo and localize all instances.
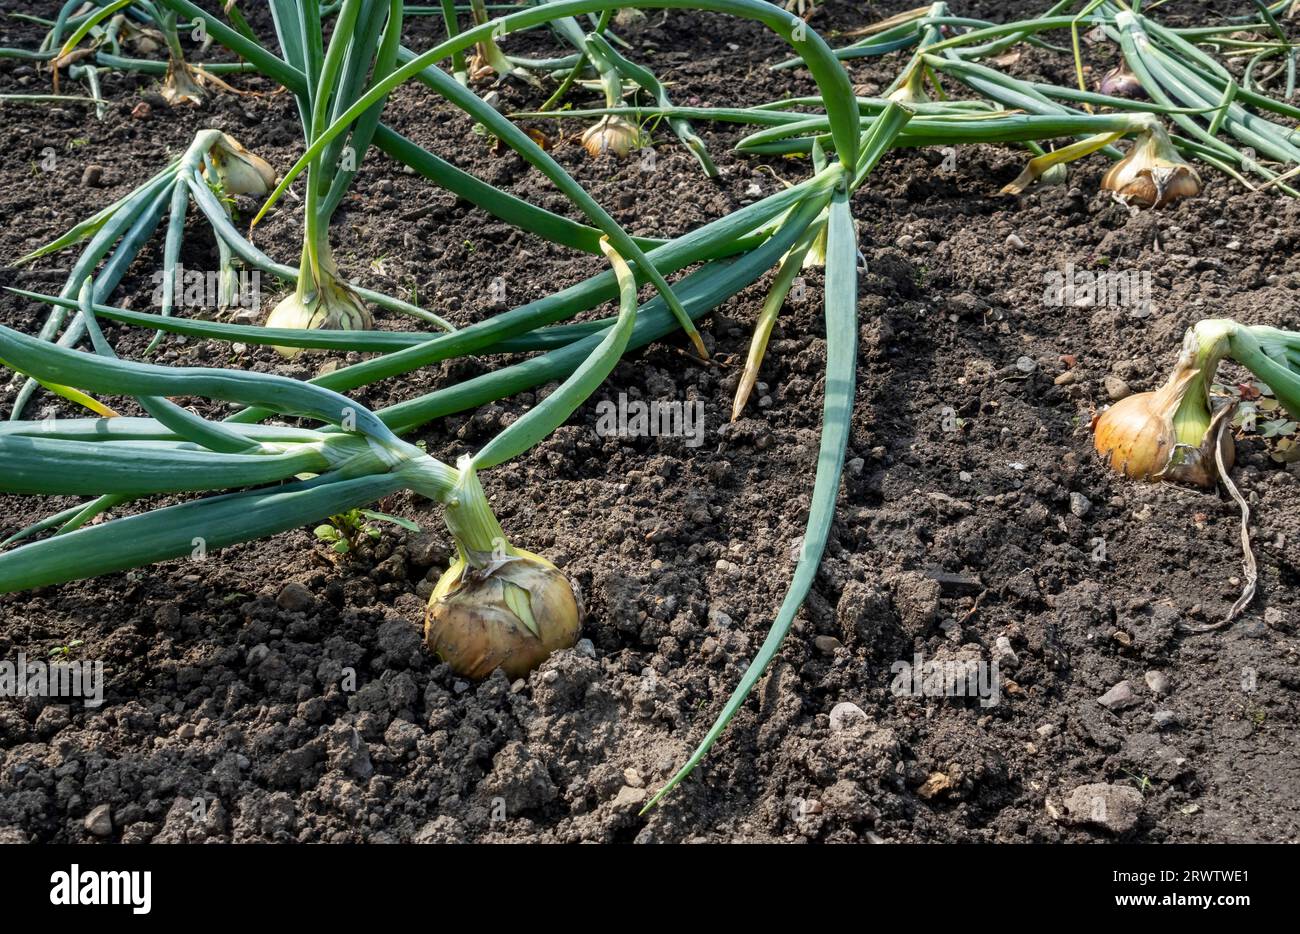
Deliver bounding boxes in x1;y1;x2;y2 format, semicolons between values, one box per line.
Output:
1101;129;1202;208
424;549;581;680
581;116;643;158
1093;368;1234;488
1097;66;1145;100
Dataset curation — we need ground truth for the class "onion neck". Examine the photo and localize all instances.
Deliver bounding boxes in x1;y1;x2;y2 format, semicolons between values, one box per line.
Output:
1172;320;1234;446
297;231;351;306
442;457;515;569
160;10;188;70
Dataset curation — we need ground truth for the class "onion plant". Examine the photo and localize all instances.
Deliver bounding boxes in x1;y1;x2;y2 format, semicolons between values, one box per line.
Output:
1096;320;1300;487
3;0;915;811
0;0;259;104
8;0;1296;810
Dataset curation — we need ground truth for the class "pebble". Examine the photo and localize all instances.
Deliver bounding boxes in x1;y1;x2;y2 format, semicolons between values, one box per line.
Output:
1152;710;1179;730
814;635;842;655
276;582;315;613
958;471;972;483
1058;782;1143;834
1015;355;1037;374
575;638;596;659
405;532;444;566
829;701;868;732
613;785;648;808
1069;492;1092;518
453;680;470;694
1144;670;1171;696
993;636;1019;670
917;772;952;800
846;457;865;475
84;804;113;837
623;768;644;788
1098;680;1140;711
1005;233;1028;251
707;606;733;629
1104;375;1132;402
81;164;104;187
1036;723;1057;738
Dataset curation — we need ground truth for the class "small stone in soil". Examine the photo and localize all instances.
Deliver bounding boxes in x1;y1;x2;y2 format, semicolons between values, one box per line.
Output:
993;636;1019;670
1144;670;1171;696
1152;710;1179;730
829;702;868;732
814;635;842;655
917;772;952;800
1070;492;1092;518
1098;680;1140;711
84;804;113;837
613;785;647;808
276;582;314;613
1059;783;1143;834
1104;375;1132;401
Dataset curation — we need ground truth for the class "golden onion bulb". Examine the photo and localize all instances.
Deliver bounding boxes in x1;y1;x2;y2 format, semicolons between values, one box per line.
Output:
425;549;580;679
265;280;372;357
1094;367;1233;488
581;116;643;158
207;132;277;196
1102;126;1201;208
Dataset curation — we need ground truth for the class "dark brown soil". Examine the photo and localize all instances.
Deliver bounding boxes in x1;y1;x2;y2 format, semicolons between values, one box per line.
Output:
0;1;1297;844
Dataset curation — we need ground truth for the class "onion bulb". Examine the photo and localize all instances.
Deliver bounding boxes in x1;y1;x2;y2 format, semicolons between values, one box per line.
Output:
161;61;208;106
425;549;581;679
265;274;372;357
581;116;643;158
1102;125;1201;208
206;133;276;196
1097;65;1145;100
424;457;581;679
1094;324;1235;487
